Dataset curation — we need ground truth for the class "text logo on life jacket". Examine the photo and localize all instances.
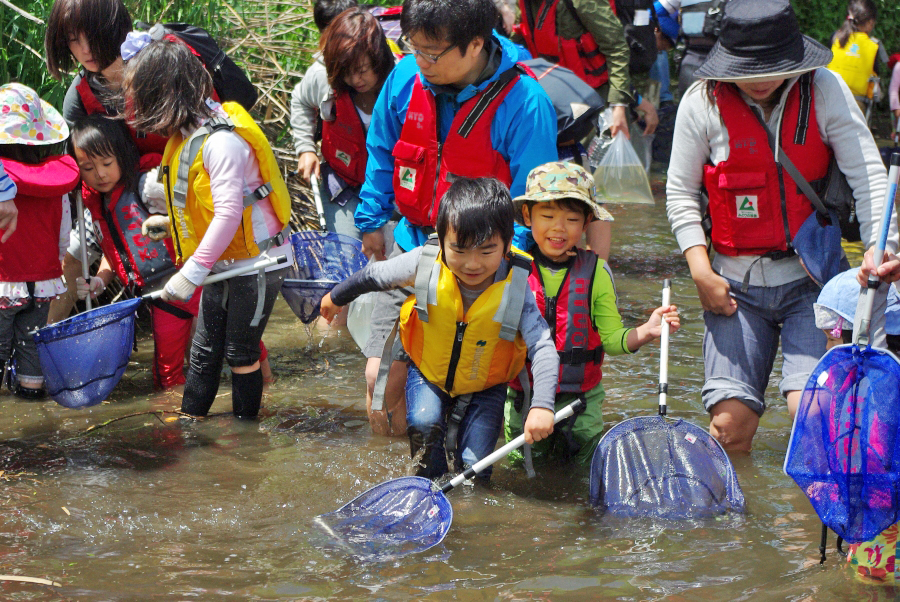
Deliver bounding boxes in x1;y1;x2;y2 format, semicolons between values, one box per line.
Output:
848;43;861;58
469;340;489;380
407;111;426;129
736;195;759;219
734;138;757;154
399;166;417;191
335;149;352;167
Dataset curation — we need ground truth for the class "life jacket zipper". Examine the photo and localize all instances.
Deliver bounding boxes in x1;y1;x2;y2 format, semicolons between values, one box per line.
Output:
161;165;183;259
444;321;468;392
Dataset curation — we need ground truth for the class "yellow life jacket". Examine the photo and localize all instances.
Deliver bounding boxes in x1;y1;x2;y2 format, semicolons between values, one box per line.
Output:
161;101;292;263
828;31;879;98
399;241;532;397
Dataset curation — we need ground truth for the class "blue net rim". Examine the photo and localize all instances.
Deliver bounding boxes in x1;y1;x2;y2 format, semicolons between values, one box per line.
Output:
34;298;143;344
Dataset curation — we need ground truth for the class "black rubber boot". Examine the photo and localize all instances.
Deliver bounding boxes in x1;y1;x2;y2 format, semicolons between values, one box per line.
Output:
181;369;220;417
231;369;263;419
408;425;446;478
14;385;46;401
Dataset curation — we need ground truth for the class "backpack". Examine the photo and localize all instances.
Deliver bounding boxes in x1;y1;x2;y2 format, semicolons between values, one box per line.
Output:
609;0;657;74
138;22;258;111
520;59;605;144
680;0;728;41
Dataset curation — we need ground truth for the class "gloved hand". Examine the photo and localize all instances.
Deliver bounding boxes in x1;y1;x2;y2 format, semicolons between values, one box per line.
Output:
142;215;171;241
75;276;105;300
139;168;167;214
161;271;198;302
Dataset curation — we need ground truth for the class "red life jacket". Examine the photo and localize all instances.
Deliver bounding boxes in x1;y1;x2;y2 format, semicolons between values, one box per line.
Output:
75;73;170;156
704;73;832;257
392;69;518;228
517;0;609;88
81;155;178;291
510;248;604;394
320;91;367;187
0;156;79;282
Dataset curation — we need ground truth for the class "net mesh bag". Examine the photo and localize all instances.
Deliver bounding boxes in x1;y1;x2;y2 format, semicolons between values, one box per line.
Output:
281;231;367;324
33;298;142;409
785;344;900;543
315;476;453;560
590;416;745;518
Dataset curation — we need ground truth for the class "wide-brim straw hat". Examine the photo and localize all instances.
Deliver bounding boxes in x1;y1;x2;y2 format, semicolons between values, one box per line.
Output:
694;0;833;84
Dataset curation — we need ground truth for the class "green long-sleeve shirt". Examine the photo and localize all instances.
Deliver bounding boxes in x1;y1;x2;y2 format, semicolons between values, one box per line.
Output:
521;0;633;105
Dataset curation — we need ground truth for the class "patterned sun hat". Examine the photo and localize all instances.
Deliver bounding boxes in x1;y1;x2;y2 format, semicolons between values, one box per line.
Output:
513;161;613;224
0;83;69;146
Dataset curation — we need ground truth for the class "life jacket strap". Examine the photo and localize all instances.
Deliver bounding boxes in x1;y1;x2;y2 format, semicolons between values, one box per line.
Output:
516;368;536;479
444;393;474;471
558;346;604;365
413;236;441;323
494;252;532;341
173;116;236;209
371;316;404;421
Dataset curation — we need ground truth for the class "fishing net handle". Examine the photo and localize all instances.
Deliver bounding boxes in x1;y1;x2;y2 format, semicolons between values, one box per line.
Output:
854;153;900;345
440;398;584;493
143;254;289;300
659;279;671;415
310;174;327;231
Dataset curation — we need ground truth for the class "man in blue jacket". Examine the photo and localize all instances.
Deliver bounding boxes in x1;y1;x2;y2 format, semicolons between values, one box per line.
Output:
353;0;557;436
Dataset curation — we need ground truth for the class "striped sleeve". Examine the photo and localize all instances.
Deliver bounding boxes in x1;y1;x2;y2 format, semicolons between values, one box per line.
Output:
0;163;16;201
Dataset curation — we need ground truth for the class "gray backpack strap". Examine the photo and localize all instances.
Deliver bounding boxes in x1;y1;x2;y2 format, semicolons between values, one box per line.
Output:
413;236;441;322
517;368;536;478
371;316;404;412
243;182;273;207
173;116;235;210
494;253;532;341
245;227;291;328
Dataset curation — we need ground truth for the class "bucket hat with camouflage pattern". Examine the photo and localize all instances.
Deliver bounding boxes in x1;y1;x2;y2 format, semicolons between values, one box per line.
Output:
513;161;613;224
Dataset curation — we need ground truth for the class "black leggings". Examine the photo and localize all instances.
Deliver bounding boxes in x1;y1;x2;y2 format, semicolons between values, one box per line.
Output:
181;269;285;418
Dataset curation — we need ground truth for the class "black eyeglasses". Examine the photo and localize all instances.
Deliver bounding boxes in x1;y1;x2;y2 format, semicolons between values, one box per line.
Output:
399;35;455;64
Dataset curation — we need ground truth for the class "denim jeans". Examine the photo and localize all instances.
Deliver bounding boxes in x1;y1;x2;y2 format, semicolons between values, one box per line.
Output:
702;276;825;415
405;362;507;481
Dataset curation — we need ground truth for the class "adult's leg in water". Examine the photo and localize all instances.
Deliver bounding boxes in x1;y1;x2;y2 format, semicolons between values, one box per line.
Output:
223;270;285;419
709;399;761;453
405;363;449;479
181;281;228;417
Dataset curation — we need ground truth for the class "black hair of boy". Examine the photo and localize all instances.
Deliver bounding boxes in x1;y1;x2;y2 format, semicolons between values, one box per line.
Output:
400;0;495;53
313;0;359;32
523;198;592;221
70;114;140;192
436;177;514;250
121;40;215;137
45;0;133;80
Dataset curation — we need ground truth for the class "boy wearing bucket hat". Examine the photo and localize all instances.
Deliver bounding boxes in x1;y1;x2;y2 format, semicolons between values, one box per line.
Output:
505;161;680;467
0;83;79;399
665;0;896;452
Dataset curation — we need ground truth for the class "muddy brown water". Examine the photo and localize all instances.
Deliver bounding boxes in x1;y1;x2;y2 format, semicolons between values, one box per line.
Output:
0;173;890;600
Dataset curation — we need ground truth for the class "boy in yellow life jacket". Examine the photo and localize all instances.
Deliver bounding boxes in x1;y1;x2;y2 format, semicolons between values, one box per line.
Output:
321;177;560;482
505;162;681;469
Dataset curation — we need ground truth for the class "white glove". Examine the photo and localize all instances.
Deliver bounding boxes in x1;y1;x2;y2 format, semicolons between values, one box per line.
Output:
141;215;171;241
161;271;198;302
75;276;105;300
139;168;167;214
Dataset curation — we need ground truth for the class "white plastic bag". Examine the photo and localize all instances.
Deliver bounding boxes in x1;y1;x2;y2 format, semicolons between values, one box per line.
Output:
593;130;655;205
346;292;377;352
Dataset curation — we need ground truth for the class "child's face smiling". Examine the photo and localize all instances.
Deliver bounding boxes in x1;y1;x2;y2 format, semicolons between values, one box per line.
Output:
522;201;589;262
442;229;508;291
74;148;121;194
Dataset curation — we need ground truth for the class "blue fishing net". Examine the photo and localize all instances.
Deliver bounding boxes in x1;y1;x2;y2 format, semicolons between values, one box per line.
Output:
314;476;453;560
590;416;745;518
281;231;367;324
785;344;900;543
33;298;142;409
